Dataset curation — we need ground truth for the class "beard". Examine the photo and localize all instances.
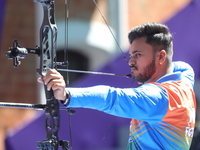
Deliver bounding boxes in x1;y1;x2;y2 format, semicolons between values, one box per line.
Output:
133;58;156;84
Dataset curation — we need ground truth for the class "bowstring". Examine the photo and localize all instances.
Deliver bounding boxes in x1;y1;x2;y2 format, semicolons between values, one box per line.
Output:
92;0;130;149
64;0;73;149
97;117;116;150
92;0;128;63
63;1;132;149
64;0;70;86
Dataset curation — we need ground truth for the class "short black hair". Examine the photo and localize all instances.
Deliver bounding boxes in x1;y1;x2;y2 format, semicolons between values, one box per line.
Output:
128;22;173;56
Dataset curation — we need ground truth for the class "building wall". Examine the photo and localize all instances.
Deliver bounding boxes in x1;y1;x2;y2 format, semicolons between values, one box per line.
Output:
0;0;37;149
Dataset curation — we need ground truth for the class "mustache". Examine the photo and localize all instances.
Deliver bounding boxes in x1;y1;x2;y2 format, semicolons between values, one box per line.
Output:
130;65;138;70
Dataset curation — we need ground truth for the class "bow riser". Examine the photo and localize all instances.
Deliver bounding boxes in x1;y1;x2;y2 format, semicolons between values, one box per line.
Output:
35;1;66;149
37;0;57;77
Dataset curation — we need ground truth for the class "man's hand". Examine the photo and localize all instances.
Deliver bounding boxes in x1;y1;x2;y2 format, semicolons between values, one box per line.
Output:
37;69;67;101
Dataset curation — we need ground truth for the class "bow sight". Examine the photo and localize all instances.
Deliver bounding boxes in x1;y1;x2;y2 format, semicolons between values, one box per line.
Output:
6;39;40;68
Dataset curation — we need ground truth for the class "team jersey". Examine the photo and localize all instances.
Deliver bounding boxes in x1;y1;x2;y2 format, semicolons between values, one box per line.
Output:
66;61;196;150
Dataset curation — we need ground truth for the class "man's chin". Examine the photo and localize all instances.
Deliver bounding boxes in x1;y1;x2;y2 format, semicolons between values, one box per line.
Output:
133;76;145;85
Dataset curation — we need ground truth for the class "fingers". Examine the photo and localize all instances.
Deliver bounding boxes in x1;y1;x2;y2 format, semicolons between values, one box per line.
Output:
37;69;67;100
37;69;59;84
50;81;67;100
46;78;65;91
44;69;65;90
37;69;66;91
43;69;63;85
37;77;43;83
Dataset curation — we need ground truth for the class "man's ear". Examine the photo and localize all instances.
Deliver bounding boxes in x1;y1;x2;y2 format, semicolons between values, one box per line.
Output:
158;50;167;65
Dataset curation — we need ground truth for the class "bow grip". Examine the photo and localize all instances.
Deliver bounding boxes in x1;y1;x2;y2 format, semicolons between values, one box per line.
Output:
44;84;54;100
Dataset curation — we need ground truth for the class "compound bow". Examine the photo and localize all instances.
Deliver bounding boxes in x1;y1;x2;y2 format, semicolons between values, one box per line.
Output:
5;0;69;149
2;0;131;149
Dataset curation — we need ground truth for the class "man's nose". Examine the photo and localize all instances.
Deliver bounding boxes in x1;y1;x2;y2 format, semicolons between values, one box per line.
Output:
128;57;135;66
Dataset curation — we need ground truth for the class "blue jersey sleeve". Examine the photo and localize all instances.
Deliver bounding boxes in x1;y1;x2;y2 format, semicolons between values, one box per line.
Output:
173;61;195;86
67;84;168;121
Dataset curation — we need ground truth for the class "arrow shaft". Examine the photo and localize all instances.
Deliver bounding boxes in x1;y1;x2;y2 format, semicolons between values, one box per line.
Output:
57;68;131;78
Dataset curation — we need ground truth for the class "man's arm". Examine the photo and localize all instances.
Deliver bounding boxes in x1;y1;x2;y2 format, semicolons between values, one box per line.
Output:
38;69;168;120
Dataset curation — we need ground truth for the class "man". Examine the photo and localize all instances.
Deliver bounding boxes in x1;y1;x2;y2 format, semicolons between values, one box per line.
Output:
38;23;196;149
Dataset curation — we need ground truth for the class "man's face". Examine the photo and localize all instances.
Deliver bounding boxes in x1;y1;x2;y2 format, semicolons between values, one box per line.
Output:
128;37;156;84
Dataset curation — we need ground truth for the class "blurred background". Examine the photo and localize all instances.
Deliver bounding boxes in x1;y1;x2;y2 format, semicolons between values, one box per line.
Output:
0;0;200;149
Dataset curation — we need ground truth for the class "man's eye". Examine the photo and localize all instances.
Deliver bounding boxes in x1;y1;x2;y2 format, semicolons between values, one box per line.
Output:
136;53;141;56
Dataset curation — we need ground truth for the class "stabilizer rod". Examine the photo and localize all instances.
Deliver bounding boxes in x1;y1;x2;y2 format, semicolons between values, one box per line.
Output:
0;102;74;112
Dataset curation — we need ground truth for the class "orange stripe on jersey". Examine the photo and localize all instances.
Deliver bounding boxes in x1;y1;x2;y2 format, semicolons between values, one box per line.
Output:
156;80;196;143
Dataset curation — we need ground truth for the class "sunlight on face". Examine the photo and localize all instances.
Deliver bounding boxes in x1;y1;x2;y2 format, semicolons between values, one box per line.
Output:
129;37;156;83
